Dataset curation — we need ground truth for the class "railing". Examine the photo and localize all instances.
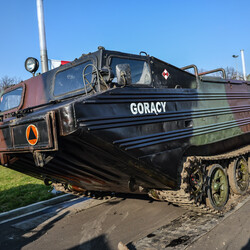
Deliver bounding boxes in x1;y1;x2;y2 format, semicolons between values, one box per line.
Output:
181;64;199;77
198;68;226;79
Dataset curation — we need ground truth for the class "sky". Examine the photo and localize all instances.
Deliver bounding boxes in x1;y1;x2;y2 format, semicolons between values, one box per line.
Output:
0;0;249;81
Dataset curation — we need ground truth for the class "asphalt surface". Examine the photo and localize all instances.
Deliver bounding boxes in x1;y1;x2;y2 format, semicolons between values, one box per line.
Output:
134;195;250;250
187;198;250;250
0;194;185;250
0;193;249;250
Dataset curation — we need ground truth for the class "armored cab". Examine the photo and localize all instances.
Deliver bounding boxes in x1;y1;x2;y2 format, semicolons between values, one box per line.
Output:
0;47;249;211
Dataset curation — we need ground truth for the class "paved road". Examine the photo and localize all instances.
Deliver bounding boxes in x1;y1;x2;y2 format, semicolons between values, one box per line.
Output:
134;195;250;250
0;195;185;250
187;198;250;250
0;194;249;250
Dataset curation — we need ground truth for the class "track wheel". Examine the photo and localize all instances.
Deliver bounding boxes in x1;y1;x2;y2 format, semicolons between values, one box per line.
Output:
206;164;229;211
228;157;249;195
189;165;204;202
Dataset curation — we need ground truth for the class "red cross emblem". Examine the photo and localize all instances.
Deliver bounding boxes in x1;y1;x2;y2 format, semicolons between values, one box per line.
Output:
162;69;170;80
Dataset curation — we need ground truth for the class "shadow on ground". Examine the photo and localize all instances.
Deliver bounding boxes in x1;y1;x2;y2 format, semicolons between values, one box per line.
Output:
69;234;111;250
0;209;69;250
242;238;250;250
0;191;164;250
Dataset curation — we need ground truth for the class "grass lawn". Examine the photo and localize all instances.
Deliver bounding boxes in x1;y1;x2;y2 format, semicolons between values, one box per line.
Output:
0;166;56;213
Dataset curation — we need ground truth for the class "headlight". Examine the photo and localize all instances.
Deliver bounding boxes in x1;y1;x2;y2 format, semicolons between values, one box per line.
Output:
25;57;39;74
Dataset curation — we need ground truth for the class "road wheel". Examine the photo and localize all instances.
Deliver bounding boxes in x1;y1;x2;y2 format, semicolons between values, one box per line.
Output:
206;164;229;211
228;157;249;195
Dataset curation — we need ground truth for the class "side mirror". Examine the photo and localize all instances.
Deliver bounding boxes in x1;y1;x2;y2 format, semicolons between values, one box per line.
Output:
116;64;132;86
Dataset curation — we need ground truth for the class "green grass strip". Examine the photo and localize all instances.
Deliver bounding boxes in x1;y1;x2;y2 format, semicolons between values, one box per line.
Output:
0;166;56;213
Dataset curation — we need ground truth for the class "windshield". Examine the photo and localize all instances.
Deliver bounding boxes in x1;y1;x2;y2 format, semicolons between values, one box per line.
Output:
110;57;151;85
0;87;23;112
54;61;93;96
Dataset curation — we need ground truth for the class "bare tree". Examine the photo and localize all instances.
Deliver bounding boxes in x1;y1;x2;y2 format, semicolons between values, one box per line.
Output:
0;76;21;92
224;67;243;80
197;67;244;80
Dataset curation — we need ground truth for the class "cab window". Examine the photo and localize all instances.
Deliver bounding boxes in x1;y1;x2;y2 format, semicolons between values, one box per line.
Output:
54;61;93;96
0;87;23;112
110;57;151;85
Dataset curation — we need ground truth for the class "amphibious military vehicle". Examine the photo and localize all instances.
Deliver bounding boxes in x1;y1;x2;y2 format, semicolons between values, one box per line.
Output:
0;47;249;212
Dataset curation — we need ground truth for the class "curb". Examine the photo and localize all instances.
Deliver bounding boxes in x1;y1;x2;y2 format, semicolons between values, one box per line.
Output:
0;193;76;222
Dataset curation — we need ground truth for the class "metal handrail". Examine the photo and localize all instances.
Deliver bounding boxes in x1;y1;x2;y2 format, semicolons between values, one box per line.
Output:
181;64;199;77
198;68;226;79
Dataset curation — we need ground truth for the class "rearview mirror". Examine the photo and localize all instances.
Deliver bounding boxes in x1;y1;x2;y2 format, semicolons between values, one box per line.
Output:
116;64;132;86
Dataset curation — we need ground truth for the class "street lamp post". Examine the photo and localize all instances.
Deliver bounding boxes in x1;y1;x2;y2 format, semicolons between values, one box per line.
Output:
36;0;48;73
240;50;247;81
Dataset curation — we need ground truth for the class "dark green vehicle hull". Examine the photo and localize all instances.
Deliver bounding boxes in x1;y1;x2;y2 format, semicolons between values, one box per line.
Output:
3;81;250;193
0;49;249;203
